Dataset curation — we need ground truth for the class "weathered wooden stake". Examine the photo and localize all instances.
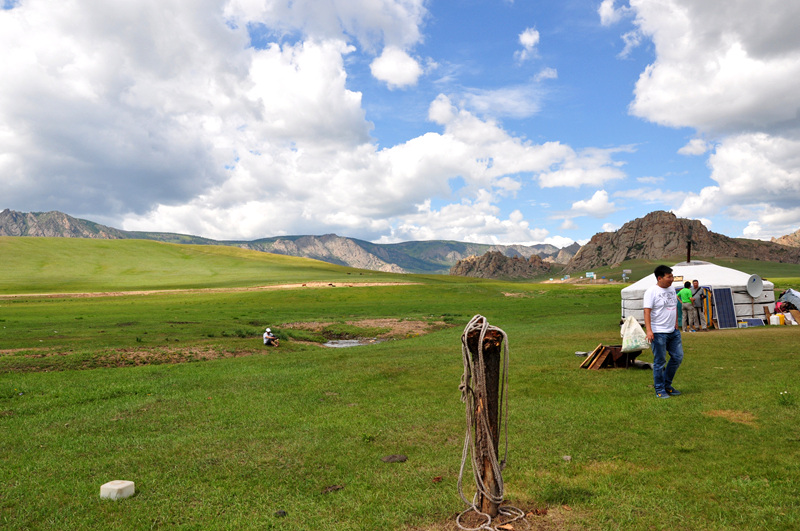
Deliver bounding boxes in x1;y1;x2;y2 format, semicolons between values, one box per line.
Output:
466;328;503;517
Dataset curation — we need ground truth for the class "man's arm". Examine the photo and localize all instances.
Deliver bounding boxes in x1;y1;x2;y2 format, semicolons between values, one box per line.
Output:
644;308;654;342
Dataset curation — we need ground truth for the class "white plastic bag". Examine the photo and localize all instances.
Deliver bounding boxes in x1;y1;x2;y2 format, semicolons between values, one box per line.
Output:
620;315;649;352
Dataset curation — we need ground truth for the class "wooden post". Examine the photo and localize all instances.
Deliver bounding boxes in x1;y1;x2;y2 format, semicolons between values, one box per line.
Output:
466;328;503;517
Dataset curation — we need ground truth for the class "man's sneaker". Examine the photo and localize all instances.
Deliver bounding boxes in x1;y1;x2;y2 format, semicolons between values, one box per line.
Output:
656;391;670;399
665;387;682;396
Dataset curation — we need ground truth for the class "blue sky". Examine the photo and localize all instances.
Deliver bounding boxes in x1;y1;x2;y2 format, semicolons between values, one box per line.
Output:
2;0;799;247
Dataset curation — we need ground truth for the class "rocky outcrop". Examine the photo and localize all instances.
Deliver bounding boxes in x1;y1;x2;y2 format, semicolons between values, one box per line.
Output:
564;210;800;272
772;228;800;248
0;209;126;238
241;234;406;273
449;251;551;279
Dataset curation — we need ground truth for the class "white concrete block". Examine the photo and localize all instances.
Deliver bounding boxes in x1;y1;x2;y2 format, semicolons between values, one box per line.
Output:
100;480;135;500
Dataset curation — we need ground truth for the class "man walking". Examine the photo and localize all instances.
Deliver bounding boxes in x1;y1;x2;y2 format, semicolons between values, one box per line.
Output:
643;265;684;399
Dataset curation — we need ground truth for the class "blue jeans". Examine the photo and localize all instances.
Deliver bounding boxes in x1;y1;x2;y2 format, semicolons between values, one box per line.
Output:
651;329;683;393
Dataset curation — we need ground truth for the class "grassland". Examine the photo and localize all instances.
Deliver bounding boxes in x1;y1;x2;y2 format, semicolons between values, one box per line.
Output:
1;237;799;530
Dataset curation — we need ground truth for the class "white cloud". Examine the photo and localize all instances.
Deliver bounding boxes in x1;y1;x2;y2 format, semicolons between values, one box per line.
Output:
535;67;558;82
674;132;800;236
460;86;542;119
544;235;576;248
514;27;539;62
570;190;617;217
613;0;800;240
537;146;633;188
599;0;632;26
382;198;551;245
224;0;428;51
560;219;577;230
627;0;800;134
618;30;642;58
370;46;423;89
602;222;618;232
678;138;711;156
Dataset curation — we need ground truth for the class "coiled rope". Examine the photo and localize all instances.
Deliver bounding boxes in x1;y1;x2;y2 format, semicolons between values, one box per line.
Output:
457;315;524;531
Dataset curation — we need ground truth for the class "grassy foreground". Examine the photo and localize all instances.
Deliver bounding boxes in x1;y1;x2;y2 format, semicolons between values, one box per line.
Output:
1;238;800;530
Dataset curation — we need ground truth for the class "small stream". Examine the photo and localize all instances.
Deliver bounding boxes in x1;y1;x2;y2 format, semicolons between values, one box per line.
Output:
322;338;385;348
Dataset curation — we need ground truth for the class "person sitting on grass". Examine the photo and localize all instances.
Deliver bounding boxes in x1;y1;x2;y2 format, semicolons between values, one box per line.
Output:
263;327;279;347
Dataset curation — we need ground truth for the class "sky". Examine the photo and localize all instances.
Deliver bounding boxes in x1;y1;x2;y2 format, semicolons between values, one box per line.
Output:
2;0;800;248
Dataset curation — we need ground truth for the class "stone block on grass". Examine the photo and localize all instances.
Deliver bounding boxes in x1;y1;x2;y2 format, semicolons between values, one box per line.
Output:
100;480;135;500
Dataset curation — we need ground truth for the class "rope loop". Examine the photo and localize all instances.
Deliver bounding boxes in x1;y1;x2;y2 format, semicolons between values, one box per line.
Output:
456;315;523;531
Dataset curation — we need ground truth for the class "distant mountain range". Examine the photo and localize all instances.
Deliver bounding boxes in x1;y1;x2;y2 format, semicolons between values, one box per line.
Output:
0;209;576;274
3;209;799;275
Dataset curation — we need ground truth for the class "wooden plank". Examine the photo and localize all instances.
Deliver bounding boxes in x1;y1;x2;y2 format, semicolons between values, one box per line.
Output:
588;346;611;370
580;343;603;369
763;306;772;323
790;309;800;325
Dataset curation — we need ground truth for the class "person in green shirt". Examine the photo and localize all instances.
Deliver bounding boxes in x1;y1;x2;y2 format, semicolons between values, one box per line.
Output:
677;281;696;332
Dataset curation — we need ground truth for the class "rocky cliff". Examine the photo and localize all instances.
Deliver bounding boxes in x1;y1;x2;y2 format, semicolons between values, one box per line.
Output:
0;209;127;239
449;251;551;279
240;234;406;273
772;228;800;248
564;210;800;272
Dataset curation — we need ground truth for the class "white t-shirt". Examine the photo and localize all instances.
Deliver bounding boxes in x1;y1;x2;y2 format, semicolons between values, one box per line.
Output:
643;284;678;333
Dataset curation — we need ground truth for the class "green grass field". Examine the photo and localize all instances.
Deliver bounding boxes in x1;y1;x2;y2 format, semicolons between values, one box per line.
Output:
1;238;799;530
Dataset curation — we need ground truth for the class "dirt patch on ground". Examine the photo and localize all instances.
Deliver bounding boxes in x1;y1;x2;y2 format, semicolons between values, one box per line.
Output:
96;347;260;367
704;409;758;427
0;281;419;300
282;318;451;340
0;348;50;356
410;503;591;530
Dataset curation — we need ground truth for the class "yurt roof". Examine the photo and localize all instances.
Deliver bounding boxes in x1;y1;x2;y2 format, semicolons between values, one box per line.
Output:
621;261;774;296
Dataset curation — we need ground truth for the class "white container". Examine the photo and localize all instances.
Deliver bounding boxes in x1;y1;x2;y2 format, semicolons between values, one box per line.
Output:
770;314;781;325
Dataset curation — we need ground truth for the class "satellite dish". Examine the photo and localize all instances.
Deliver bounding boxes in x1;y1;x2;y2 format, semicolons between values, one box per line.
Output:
746;274;763;298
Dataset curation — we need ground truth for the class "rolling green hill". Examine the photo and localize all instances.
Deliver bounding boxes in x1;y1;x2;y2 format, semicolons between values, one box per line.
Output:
0;237;402;294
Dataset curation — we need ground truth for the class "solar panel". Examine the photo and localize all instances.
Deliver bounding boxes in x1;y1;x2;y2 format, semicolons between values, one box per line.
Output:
713;287;737;329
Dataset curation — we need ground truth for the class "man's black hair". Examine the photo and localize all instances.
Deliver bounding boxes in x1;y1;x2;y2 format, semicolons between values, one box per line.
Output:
684;281;691;288
653;264;672;279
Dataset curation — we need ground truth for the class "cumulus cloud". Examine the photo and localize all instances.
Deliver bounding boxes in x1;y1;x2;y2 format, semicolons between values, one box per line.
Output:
628;0;800;134
370;46;423;89
570;190;617;218
224;0;428;52
514;27;539;62
537;146;633;188
602;222;618;232
559;219;577;230
678;138;712;156
674;132;800;236
598;0;632;26
615;0;800;238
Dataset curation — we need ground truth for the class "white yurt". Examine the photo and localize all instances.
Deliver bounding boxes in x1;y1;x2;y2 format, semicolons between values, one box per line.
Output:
621;261;775;326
